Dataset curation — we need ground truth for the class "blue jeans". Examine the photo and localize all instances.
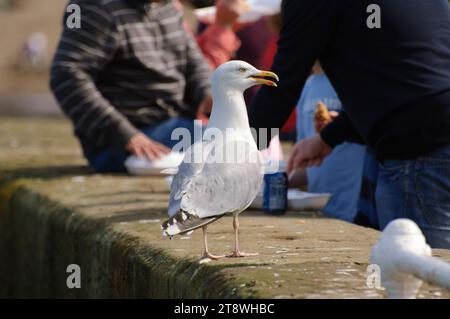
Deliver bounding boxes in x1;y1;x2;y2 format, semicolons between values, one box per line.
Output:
375;144;450;249
355;151;380;230
88;117;202;173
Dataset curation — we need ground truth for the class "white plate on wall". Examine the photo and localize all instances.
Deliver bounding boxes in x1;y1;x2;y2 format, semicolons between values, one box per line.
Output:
124;152;184;176
251;189;331;211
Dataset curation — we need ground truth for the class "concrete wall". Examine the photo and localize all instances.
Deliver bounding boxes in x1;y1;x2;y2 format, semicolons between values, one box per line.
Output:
0;179;241;298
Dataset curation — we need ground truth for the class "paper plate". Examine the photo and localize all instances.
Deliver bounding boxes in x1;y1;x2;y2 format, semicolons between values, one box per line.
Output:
250;189;331;211
287;189;332;211
124;152;184;176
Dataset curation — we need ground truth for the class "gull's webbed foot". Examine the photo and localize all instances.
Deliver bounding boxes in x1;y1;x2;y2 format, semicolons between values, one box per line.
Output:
226;251;259;258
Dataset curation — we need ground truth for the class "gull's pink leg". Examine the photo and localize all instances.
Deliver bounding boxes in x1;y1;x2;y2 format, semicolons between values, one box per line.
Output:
227;215;258;258
199;225;224;263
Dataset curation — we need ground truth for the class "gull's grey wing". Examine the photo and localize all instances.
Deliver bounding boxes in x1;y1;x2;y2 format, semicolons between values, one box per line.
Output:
167;141;210;217
167;139;263;219
180;160;263;218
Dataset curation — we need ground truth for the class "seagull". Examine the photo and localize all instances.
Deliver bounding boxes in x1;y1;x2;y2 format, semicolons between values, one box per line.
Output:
161;60;278;262
371;219;450;298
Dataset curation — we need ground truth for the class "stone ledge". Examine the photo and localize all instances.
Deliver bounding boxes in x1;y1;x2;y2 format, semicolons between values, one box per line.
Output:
1;118;449;298
0;177;253;298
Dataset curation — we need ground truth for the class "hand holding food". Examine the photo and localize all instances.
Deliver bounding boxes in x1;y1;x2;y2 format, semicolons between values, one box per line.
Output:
314;101;333;132
313;101;339;132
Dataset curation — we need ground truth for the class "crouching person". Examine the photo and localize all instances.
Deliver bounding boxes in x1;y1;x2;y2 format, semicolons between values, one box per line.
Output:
50;0;212;172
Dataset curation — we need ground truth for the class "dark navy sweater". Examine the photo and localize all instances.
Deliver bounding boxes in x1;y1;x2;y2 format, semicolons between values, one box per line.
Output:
249;0;450;159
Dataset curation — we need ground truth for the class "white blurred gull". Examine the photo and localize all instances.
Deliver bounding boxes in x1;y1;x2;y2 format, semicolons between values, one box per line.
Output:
161;60;278;262
371;219;450;298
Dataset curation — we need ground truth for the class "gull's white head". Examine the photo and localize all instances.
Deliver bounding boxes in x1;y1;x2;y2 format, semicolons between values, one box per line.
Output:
211;60;279;92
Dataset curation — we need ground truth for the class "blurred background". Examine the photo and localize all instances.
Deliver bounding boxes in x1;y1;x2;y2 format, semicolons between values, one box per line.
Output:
0;0;67;117
0;0;215;118
0;0;289;170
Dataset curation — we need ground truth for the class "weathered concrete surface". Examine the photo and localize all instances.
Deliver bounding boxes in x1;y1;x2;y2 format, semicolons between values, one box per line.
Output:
1;117;450;298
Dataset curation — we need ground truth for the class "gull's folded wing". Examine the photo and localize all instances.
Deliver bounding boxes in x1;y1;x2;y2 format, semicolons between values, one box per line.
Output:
163;139;263;235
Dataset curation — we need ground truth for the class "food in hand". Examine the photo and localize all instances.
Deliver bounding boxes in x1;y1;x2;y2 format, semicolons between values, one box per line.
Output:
314;101;332;132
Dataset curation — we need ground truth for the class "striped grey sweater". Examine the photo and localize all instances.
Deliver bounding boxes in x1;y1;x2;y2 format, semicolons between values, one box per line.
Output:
50;0;211;159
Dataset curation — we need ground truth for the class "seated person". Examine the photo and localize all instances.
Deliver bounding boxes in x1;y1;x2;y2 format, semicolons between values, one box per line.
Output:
289;62;366;223
50;0;246;173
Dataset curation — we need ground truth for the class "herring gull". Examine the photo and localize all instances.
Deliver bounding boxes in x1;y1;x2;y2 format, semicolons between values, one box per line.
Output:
161;60;278;262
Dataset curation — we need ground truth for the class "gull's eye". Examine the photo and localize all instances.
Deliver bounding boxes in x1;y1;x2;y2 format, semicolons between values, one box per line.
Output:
238;67;246;73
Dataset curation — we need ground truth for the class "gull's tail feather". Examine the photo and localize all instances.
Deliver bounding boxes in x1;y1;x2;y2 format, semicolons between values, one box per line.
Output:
161;210;224;237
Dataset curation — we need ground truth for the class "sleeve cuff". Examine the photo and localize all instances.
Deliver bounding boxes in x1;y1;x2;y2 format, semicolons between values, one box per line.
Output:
320;115;348;148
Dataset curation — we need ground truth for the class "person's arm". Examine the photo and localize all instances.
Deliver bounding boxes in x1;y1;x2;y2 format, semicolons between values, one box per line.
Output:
320;112;365;147
49;4;139;150
196;0;247;68
249;0;339;148
288;168;308;190
196;24;241;69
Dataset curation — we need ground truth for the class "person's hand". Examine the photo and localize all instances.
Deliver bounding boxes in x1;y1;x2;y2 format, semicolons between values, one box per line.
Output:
287;134;332;173
287;168;308;190
197;95;212;124
314;110;339;132
126;133;170;161
215;0;250;29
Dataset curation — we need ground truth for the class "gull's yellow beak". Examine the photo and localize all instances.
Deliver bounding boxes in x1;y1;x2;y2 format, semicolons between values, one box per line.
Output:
249;70;279;87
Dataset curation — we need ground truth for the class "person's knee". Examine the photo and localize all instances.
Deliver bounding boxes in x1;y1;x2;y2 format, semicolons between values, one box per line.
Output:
151;117;203;149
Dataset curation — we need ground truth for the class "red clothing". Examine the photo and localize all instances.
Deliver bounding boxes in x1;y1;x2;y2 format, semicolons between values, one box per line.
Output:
194;24;241;123
197;24;241;68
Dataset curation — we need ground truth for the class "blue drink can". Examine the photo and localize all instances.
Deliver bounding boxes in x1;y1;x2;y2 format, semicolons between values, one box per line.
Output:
263;172;288;214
